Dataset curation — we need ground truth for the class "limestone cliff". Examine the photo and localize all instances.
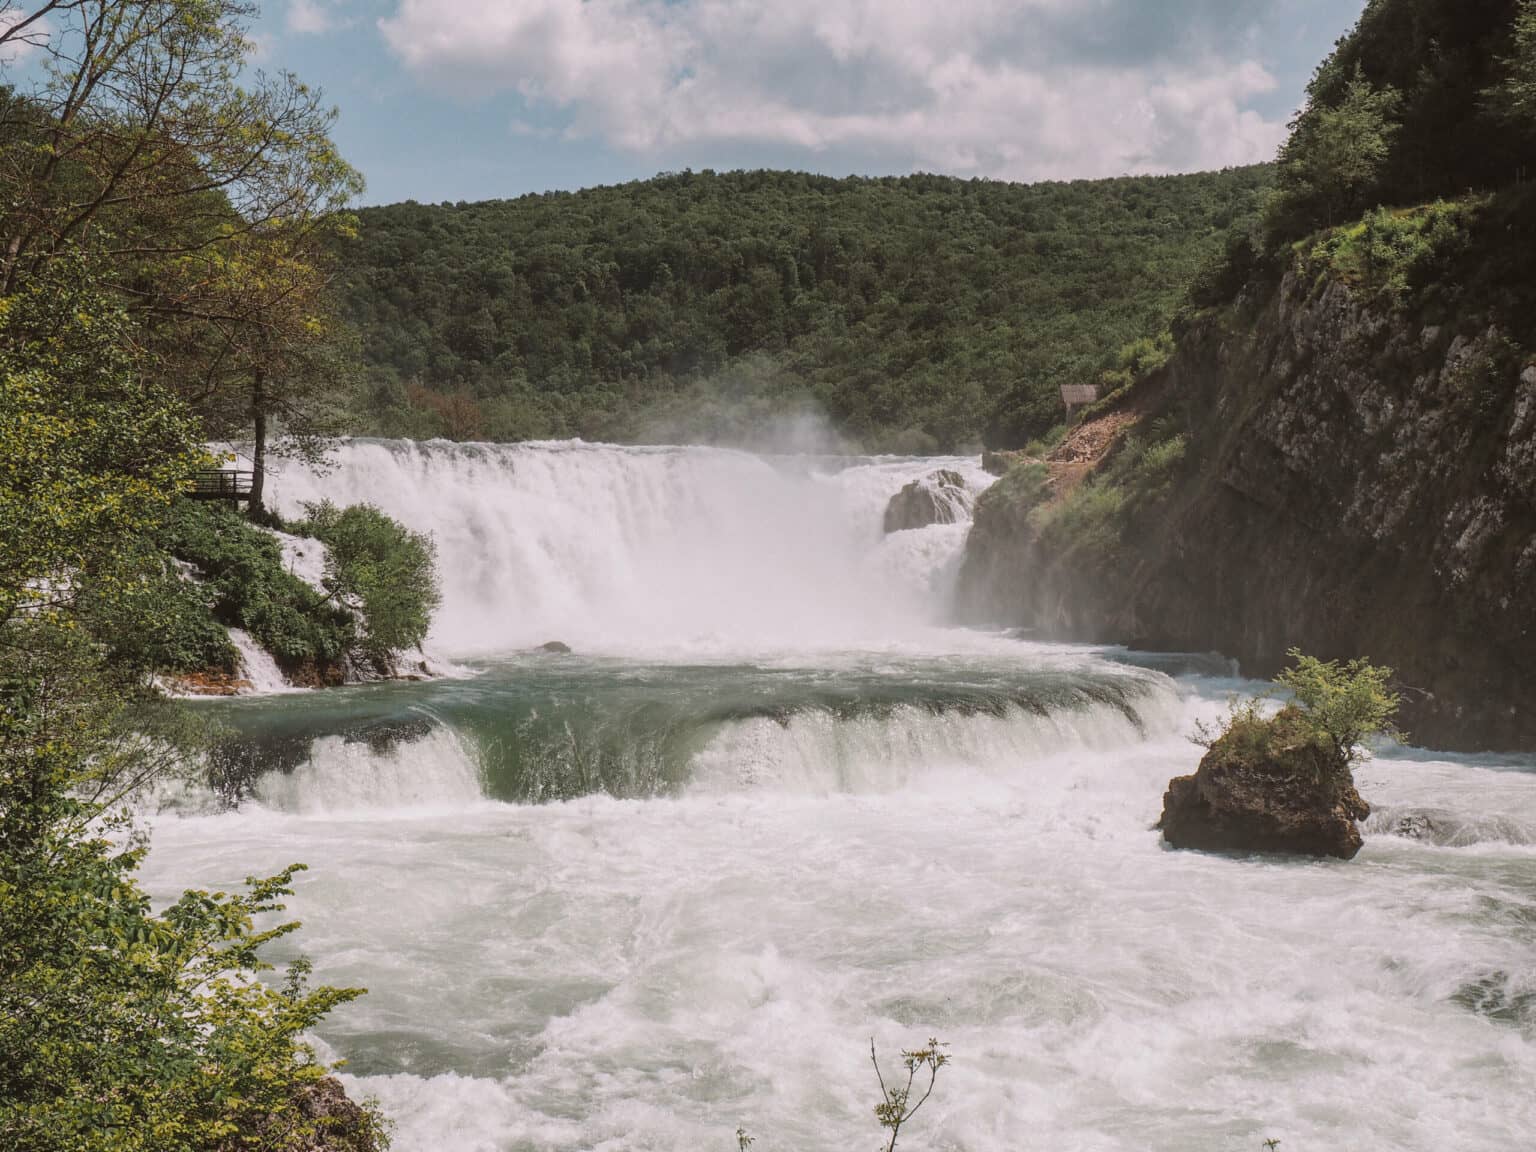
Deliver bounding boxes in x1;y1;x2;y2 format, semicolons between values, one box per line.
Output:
960;264;1536;752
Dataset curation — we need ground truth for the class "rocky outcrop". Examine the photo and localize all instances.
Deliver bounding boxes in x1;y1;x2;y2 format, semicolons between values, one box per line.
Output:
1160;706;1371;859
286;1077;383;1152
163;669;254;696
538;640;573;654
883;470;971;533
233;1076;383;1152
960;262;1536;751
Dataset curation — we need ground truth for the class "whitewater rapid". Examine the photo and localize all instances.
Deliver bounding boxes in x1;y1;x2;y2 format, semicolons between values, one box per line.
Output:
142;440;1536;1152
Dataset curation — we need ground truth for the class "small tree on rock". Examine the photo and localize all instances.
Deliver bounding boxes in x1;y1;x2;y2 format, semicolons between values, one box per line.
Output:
1276;647;1401;767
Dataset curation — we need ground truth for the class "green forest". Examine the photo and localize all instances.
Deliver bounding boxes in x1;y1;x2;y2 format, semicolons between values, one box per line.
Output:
337;167;1273;450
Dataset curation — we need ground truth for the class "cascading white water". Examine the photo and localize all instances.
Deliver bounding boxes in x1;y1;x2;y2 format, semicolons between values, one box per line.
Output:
252;727;484;816
228;627;295;694
265;440;993;655
142;438;1536;1152
688;693;1185;795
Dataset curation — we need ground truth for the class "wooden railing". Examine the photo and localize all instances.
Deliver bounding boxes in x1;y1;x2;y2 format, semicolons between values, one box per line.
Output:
187;469;254;502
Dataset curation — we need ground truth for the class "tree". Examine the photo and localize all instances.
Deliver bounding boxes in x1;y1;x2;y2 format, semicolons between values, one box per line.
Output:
0;0;364;512
1488;0;1536;133
0;250;387;1151
1278;70;1402;228
0;255;204;628
870;1038;950;1152
300;500;441;669
180;221;363;516
1275;648;1401;766
0;1;357;293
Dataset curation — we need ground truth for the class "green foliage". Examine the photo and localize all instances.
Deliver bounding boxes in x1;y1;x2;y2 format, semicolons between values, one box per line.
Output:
1096;331;1175;395
78;560;240;675
1279;71;1402;228
1029;418;1189;564
0;248;385;1150
1489;0;1536;127
338;166;1274;448
1277;648;1402;764
1195;652;1401;771
151;499;442;678
1303;198;1485;304
299;501;441;665
1187;223;1273;309
158;501;356;675
0;626;386;1152
1263;0;1532;252
0;260;206;625
989;460;1052;509
1034;478;1128;561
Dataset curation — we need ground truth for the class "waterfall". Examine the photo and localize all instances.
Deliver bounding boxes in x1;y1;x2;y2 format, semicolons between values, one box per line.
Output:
252;727;484;816
264;440;994;656
229;627;295;694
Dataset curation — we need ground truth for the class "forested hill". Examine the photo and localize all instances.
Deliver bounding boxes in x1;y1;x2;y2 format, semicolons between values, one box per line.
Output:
337;166;1273;450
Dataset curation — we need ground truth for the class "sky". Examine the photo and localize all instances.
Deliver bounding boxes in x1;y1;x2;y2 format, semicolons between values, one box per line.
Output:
250;0;1366;206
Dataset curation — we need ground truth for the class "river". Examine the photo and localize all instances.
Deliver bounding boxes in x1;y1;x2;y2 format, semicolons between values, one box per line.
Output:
141;440;1536;1151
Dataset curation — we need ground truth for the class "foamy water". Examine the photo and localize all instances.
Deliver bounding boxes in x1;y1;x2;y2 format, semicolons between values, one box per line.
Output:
142;440;1536;1151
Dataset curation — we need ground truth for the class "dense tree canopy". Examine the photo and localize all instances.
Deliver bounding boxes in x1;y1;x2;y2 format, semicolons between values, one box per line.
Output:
338;167;1273;450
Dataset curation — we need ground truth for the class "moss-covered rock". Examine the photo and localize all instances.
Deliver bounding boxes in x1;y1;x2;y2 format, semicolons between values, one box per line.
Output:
1159;705;1371;859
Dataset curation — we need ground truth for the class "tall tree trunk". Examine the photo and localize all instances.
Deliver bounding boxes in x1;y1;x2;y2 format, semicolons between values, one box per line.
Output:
249;369;267;518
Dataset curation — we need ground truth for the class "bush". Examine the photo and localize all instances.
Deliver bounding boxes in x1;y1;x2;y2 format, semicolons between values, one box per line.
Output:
1033;479;1126;561
157;501;355;676
79;559;239;675
1024;416;1188;566
1196;650;1401;765
1187;224;1273;308
1277;648;1402;764
298;502;440;666
1303;198;1484;305
0;623;389;1152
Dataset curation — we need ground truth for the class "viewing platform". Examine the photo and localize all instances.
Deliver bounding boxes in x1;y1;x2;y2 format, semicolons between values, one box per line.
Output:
187;469;254;503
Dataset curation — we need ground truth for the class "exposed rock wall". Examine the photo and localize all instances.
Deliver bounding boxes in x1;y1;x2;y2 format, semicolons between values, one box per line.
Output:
960;270;1536;751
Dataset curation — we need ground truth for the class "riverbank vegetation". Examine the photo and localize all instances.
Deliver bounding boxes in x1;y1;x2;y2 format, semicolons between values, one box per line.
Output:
0;2;406;1146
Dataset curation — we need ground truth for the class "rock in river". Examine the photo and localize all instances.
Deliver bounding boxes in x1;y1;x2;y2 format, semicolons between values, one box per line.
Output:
1159;705;1371;859
883;469;971;533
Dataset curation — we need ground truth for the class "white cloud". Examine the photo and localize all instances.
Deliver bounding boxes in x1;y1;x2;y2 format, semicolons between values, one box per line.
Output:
377;0;1289;180
0;10;49;64
289;0;341;36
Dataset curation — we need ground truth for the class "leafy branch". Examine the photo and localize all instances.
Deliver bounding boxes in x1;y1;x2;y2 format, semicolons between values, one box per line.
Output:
871;1037;950;1152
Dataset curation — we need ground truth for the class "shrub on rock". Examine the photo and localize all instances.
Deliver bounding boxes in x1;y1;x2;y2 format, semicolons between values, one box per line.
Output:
1160;650;1400;859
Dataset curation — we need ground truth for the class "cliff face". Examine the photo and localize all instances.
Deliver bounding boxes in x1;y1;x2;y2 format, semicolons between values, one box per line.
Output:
960;268;1536;752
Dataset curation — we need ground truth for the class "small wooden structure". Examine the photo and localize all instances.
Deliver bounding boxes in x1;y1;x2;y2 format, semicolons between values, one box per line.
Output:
1060;384;1100;420
187;469;254;503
